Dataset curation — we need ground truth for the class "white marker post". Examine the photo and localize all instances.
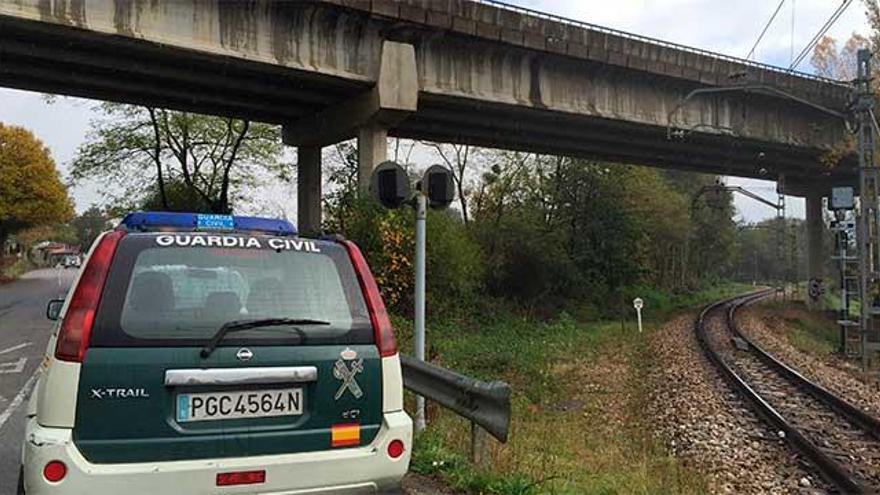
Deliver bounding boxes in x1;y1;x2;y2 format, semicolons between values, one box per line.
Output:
633;297;644;333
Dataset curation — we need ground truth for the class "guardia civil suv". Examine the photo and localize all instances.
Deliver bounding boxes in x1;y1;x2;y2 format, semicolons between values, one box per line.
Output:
19;212;411;494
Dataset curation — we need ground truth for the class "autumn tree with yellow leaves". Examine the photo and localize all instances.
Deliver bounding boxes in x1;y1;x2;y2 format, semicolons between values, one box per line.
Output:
0;123;73;249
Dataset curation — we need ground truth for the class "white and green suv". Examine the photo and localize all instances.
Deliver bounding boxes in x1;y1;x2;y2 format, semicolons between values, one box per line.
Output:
19;212;412;494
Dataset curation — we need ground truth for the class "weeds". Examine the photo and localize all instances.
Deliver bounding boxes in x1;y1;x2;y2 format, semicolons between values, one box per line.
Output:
401;283;742;493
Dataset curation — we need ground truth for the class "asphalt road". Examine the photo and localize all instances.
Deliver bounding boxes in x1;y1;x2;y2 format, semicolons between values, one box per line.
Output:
0;269;76;494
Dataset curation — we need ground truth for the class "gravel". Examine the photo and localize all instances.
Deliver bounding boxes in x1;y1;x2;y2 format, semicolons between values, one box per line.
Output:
710;306;880;488
736;304;880;419
647;313;828;494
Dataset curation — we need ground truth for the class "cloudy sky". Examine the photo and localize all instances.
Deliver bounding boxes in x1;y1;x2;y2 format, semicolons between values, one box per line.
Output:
0;0;869;221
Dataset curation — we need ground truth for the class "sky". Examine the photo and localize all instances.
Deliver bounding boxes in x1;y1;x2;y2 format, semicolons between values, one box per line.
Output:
0;0;870;222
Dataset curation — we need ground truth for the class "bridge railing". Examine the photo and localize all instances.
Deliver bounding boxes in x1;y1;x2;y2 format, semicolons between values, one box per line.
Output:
472;0;847;86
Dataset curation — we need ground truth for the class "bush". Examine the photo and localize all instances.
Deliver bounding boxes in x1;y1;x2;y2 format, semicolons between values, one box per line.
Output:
327;198;483;317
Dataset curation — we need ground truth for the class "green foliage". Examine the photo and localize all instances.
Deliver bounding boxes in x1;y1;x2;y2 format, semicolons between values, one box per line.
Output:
0;123;74;246
0;255;33;282
733;217;807;284
138;179;214;214
411;432;540;495
325;196;484;316
322;144;739;319
70;205;112;251
323;143;484;316
425;210;484;316
71;103;284;213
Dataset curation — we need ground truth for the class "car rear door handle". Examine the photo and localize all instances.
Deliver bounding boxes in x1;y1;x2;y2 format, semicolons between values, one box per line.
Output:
164;366;318;386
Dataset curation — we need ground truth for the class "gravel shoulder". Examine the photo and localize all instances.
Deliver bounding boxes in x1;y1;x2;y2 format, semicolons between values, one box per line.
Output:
647;313;825;494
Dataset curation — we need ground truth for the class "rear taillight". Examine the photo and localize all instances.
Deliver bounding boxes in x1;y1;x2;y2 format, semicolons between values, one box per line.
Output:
216;470;265;486
341;240;398;357
43;461;66;482
55;231;124;362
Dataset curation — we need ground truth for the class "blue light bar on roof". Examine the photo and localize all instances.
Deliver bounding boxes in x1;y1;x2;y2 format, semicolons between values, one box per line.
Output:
120;211;297;236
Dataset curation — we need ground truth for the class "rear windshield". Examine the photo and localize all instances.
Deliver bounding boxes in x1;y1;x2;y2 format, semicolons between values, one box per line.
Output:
91;233;373;347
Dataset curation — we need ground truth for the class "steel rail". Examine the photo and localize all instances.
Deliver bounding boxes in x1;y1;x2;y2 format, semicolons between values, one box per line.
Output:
728;295;880;441
695;290;868;494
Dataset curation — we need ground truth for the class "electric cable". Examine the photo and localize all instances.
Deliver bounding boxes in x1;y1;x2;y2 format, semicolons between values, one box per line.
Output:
746;0;787;60
789;0;853;69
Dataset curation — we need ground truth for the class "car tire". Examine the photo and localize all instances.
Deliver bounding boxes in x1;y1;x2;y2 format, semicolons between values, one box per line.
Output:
17;465;25;495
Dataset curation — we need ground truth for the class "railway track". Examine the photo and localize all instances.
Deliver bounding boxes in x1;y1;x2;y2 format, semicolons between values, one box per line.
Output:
697;291;880;494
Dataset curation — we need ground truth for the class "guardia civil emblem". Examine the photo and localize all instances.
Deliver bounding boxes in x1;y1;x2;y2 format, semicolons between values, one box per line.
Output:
333;348;364;400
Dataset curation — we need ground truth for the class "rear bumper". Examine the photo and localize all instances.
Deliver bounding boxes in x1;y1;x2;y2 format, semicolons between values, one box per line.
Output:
21;411;412;495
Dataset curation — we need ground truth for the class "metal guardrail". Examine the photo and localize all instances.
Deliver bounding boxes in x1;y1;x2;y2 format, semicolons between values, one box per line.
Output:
400;355;511;443
472;0;847;87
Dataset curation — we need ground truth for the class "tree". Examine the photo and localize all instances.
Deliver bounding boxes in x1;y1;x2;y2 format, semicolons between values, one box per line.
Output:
70;205;111;251
810;34;868;80
70;103;285;214
0;123;73;248
425;143;482;224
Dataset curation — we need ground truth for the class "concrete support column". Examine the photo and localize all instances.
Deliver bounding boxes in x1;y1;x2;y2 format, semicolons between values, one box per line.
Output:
357;125;388;193
297;146;322;236
806;189;825;307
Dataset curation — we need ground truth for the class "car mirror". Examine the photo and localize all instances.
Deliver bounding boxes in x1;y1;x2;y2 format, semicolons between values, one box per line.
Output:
46;299;64;321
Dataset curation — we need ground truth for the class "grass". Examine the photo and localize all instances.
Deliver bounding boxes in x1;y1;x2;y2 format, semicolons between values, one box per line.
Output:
763;301;840;357
396;283;751;494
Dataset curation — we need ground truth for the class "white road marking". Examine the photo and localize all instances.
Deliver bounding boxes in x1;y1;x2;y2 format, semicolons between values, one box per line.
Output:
0;368;40;431
0;357;27;374
0;342;32;356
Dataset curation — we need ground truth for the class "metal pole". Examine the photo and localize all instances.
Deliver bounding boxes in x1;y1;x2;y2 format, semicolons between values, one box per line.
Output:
840;222;849;354
414;192;427;432
856;49;878;372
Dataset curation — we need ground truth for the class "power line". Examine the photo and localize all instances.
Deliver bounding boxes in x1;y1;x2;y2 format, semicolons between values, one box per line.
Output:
789;0;853;69
747;0;787;60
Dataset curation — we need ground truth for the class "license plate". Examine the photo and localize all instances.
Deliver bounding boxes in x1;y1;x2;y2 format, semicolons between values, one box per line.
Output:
176;388;303;422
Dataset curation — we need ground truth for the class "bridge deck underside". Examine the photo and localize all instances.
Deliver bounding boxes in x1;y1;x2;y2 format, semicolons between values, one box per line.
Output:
0;16;857;185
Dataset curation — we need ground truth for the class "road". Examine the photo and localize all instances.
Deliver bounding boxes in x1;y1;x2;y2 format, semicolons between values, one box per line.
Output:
0;269;76;494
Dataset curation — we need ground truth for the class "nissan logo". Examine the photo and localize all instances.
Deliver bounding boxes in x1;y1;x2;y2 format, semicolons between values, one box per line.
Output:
236;348;254;361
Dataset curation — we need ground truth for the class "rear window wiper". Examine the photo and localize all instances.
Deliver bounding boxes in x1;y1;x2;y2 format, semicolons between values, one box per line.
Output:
200;318;330;359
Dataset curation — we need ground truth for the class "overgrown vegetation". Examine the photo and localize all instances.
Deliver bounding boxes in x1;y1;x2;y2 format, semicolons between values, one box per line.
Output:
326;145;739;320
764;302;841;357
395;284;748;494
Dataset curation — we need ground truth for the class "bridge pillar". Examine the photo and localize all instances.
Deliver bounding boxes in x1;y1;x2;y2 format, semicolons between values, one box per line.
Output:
357;125;388;193
282;40;418;198
805;188;825;308
297;146;322;236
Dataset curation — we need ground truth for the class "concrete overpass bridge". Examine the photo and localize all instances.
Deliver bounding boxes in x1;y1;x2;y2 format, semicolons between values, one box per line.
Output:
0;0;858;279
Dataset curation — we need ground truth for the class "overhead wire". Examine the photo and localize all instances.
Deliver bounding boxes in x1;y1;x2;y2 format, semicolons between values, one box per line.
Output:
789;0;853;69
746;0;787;60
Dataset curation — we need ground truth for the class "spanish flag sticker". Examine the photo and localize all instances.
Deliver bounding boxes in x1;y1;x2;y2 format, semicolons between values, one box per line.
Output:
331;423;361;447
